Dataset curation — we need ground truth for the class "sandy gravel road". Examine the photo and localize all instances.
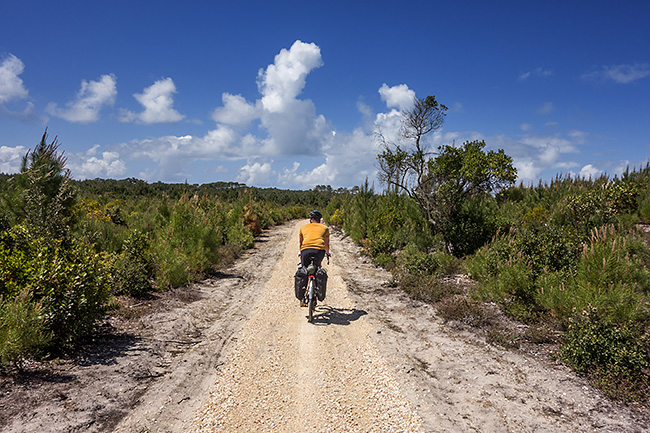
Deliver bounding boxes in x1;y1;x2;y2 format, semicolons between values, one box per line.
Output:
190;221;424;432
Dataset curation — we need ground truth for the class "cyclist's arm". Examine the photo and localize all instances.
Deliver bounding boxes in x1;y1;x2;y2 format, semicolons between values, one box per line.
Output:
325;237;330;255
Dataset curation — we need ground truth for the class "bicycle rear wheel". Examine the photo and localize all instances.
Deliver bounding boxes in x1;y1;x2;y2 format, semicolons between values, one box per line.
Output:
307;281;316;323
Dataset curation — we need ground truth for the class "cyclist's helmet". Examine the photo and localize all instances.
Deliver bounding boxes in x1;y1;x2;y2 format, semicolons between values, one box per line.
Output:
309;210;322;221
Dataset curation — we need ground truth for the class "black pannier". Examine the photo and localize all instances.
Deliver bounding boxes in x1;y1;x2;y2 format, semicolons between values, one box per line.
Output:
315;267;328;301
294;266;308;300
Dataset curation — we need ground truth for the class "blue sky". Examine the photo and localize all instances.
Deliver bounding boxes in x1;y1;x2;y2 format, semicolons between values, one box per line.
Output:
1;1;649;189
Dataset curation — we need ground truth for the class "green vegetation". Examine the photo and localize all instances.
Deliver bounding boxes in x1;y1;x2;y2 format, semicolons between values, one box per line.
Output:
329;95;650;401
328;164;650;401
0;130;332;367
3;123;650;402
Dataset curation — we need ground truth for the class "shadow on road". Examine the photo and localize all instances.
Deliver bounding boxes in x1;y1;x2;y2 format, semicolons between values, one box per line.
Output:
309;306;368;326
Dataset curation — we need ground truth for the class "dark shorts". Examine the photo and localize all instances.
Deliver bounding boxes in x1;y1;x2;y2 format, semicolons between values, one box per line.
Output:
301;248;326;268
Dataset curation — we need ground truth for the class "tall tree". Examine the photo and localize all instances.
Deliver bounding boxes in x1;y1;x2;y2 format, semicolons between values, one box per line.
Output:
377;95;516;254
377;95;448;196
20;130;76;240
422;140;516;254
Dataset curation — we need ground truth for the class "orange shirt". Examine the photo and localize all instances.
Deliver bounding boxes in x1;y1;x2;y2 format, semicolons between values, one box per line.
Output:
299;222;329;251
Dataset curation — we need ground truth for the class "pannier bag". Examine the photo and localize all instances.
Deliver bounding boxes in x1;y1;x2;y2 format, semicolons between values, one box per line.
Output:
294;266;308;300
315;267;328;301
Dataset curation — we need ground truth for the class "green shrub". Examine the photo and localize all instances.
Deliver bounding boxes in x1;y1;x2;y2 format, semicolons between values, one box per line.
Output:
444;199;499;257
31;238;112;342
0;290;52;366
397;245;459;277
639;196;650;223
513;223;580;274
0;228;111;344
110;230;155;297
475;256;542;323
539;226;650;326
226;222;254;250
561;307;650;401
398;272;456;302
373;253;396;270
463;232;513;281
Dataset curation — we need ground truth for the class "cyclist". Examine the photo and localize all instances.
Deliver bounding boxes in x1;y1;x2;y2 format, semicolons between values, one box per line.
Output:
296;210;330;307
299;210;330;268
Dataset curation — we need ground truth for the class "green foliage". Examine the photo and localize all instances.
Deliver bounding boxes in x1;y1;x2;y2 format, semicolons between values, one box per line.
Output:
19;131;76;241
155;195;225;289
0;290;52;366
397;244;459;277
561;307;649;401
461;166;650;400
109;230;155;297
391;245;460;302
567;181;638;237
443;198;500;257
539;226;650;326
0;228;111;344
423;140;517;255
348;178;374;241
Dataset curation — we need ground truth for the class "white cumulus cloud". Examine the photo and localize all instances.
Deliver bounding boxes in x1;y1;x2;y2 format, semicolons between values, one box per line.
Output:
237;161;274;186
0;54;28;104
65;145;126;179
119;77;184;124
258;40;323;113
578;164;602;179
0;145;26;173
212;93;259;127
47;74;117;123
378;83;415;111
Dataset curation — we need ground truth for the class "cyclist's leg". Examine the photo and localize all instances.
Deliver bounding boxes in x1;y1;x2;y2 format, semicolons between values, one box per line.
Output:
301;248;319;267
301;249;326;267
312;249;326;267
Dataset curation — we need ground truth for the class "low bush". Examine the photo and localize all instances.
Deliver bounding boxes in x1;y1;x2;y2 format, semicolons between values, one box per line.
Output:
0;290;52;366
560;307;650;401
109;230;155;297
437;296;492;327
539;226;650;327
397;272;456;303
0;227;111;346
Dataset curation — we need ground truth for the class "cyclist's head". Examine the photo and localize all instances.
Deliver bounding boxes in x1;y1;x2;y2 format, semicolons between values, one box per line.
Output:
309;210;322;222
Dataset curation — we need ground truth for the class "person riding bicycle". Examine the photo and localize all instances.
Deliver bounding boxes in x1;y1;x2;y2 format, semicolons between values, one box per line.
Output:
299;210;330;268
296;210;330;307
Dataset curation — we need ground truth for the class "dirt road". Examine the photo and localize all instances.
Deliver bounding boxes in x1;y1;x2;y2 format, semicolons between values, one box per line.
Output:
2;220;649;432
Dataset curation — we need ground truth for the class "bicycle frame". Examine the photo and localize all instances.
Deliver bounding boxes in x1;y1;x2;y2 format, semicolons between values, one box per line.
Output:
299;253;329;323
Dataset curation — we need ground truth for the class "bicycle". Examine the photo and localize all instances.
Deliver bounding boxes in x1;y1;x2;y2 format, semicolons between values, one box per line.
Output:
299;253;330;323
